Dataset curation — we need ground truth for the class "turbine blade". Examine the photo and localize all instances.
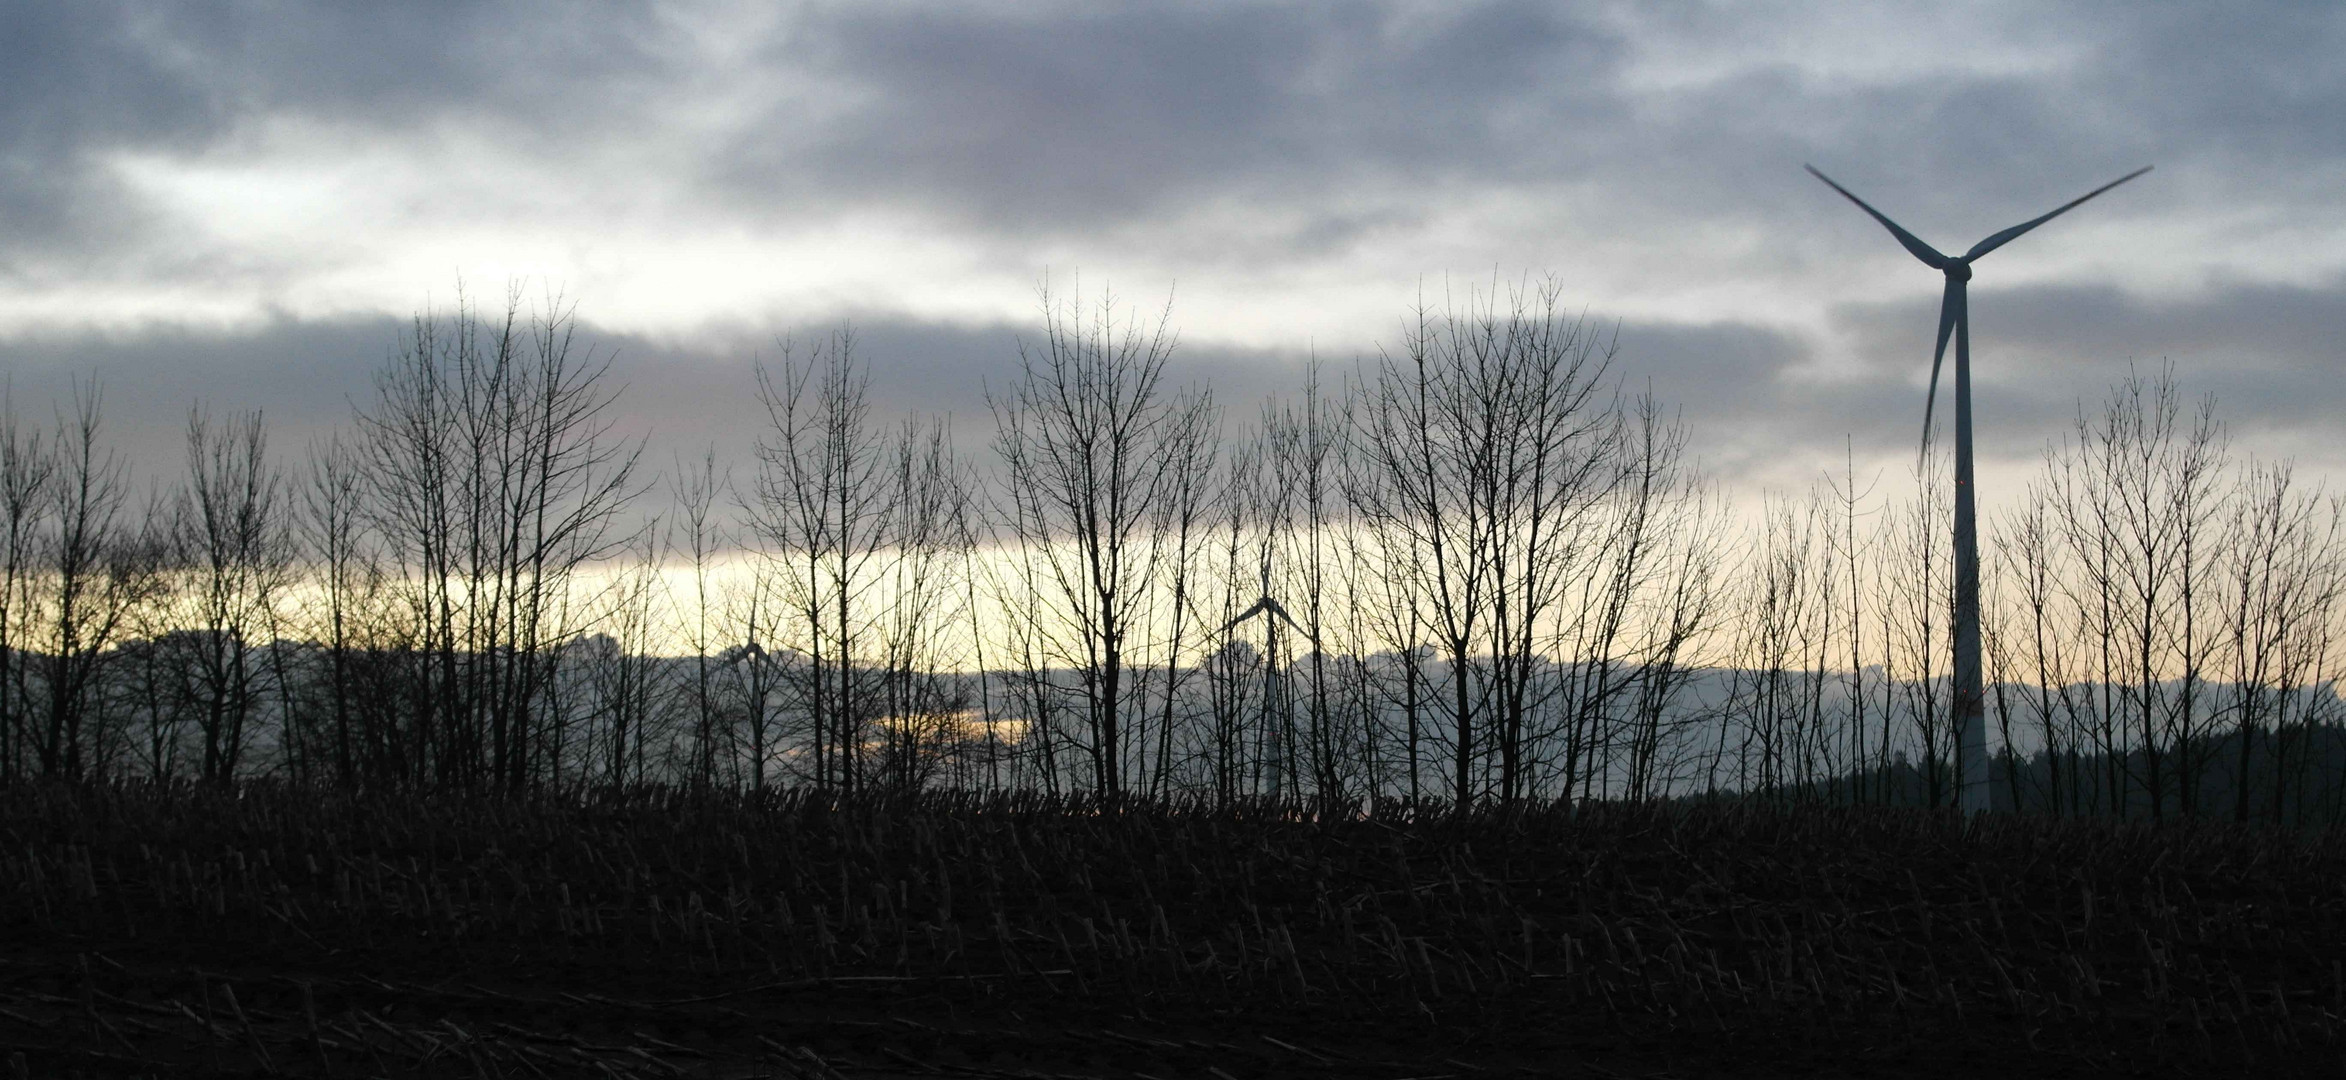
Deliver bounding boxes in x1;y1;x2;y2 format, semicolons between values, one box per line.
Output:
1964;166;2152;261
1806;165;1949;269
1262;597;1315;644
1920;277;1960;467
1214;597;1272;638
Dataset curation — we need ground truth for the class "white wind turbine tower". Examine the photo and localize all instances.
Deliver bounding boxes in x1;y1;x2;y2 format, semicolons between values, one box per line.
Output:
1806;162;2151;813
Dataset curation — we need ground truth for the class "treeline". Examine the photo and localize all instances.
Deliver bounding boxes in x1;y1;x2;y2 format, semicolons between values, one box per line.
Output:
0;281;2340;822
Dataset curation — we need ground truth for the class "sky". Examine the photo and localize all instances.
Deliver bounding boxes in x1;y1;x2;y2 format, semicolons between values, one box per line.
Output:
3;1;2342;509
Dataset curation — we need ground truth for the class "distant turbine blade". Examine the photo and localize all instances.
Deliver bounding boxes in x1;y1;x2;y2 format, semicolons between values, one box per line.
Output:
1963;166;2152;261
1261;597;1315;644
1806;165;1950;269
1214;597;1272;638
1920;276;1962;466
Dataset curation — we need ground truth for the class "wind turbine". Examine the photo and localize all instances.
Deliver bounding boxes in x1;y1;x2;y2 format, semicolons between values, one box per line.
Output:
1214;594;1308;641
1806;162;2150;814
1214;591;1314;798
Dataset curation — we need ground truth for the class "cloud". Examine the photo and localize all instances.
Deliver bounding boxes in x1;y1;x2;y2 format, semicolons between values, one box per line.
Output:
723;3;1626;234
1823;274;2346;483
0;302;1317;504
2;269;2336;535
0;316;397;490
0;1;680;268
0;1;2342;507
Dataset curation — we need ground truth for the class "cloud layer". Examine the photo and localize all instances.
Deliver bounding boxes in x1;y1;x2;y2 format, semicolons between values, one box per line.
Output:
2;1;2341;496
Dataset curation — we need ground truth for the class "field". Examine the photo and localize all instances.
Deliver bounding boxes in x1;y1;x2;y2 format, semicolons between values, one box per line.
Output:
4;785;2344;1078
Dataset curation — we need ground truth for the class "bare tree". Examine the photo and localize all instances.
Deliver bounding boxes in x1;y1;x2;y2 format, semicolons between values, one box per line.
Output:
1561;392;1718;802
159;407;292;784
1263;366;1347;805
670;449;729;791
715;556;787;793
1996;480;2076;814
1198;433;1267;803
1617;460;1729;803
2040;367;2227;818
873;416;977;793
298;432;383;784
1350;279;1618;804
990;282;1214;799
1880;455;1953;806
356;286;644;790
0;388;52;781
25;385;160;779
2216;463;2345;823
583;529;667;787
1141;399;1214;799
750;328;892;795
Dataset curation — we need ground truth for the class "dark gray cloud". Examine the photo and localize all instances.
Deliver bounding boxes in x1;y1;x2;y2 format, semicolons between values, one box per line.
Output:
1789;273;2346;496
4;270;2335;521
719;3;2218;254
2106;7;2346;173
0;1;2341;503
1837;276;2346;431
0;316;395;470
0;297;1825;508
0;305;1315;500
730;3;1626;232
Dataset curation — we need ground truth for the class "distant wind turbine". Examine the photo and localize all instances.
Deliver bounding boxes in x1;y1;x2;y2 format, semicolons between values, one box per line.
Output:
1806;162;2151;814
1212;594;1309;643
1215;592;1314;798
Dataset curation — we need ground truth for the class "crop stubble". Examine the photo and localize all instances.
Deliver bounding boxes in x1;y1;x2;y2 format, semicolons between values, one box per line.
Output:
3;785;2343;1077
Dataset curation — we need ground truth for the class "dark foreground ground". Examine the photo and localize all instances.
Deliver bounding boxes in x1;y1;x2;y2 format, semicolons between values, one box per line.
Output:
3;785;2343;1078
